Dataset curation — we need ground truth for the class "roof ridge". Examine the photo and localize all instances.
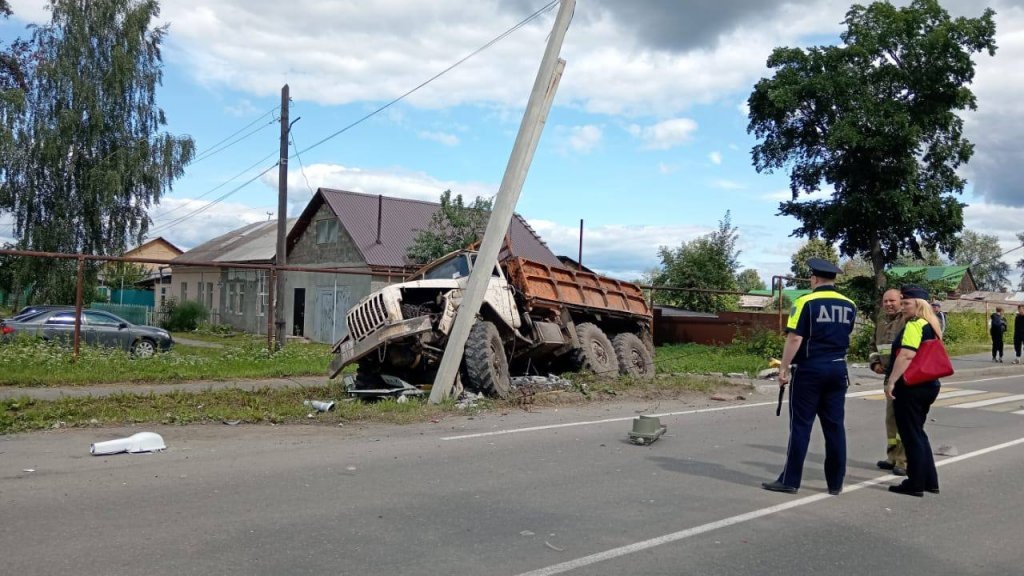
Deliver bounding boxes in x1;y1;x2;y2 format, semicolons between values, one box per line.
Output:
319;187;447;209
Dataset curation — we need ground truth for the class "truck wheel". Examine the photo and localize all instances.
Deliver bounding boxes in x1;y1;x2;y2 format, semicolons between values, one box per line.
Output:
463;321;511;398
572;323;619;378
613;333;655;379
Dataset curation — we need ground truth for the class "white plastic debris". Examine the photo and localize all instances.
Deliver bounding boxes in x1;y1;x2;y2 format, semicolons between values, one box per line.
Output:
303;400;335;412
90;432;166;455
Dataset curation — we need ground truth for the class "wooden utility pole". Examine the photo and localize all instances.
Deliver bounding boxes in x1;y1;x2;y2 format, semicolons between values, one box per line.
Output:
429;0;574;403
274;84;289;349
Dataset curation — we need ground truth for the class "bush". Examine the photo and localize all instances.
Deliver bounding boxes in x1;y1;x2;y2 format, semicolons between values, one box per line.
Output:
162;300;209;332
736;329;785;359
944;312;991;345
197;322;235;335
848;322;875;361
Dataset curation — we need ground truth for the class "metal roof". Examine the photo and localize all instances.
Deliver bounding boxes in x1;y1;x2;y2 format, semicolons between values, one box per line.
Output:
173;219;297;264
296;188;563;269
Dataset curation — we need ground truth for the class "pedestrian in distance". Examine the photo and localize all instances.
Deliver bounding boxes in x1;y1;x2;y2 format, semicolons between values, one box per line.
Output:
932;301;947;333
884;284;943;497
871;288;906;476
1014;305;1024;364
991;307;1007;362
763;258;857;496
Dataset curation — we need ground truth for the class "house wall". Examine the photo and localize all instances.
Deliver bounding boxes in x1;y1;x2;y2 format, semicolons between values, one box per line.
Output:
284;204;380;343
166;266;225;325
126;241;182;273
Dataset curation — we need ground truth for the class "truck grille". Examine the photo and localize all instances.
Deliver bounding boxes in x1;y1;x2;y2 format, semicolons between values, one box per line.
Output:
347;293;390;341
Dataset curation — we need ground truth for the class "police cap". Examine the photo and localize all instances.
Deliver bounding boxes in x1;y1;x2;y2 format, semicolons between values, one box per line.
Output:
901;284;930;301
806;257;842;280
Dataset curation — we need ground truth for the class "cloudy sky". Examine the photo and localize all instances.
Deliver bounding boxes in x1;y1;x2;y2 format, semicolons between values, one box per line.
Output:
2;0;1023;284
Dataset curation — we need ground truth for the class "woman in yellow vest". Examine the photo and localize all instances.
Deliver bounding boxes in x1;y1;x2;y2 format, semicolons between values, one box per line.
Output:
883;285;943;497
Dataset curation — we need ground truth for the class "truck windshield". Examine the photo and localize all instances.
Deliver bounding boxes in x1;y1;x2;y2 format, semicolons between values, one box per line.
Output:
422;254;471;280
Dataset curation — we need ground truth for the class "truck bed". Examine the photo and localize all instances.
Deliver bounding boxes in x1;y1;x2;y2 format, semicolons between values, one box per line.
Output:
503;257;651;318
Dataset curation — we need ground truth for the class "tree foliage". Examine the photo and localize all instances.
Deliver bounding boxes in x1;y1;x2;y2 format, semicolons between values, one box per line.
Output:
789;238;839;285
102;261;148;289
652;212;740;313
407;190;493;264
952;229;1008;291
747;0;997;289
0;0;195;303
1016;232;1024;291
736;268;766;293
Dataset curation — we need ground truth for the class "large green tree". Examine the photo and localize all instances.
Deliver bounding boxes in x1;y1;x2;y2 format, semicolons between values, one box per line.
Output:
0;0;194;303
952;229;1009;290
747;0;997;290
407;190;494;264
736;268;766;293
653;212;741;313
789;237;839;286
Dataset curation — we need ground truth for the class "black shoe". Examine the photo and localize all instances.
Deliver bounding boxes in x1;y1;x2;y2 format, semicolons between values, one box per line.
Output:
892;466;907;476
828;487;843;496
926;487;940;494
876;460;895;470
888;483;924;497
762;480;798;494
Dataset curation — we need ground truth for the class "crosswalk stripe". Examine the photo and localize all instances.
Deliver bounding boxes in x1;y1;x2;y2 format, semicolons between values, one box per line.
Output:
936;389;986;400
1014;410;1024;415
984;402;1024;413
951;394;1024;409
933;391;1007;408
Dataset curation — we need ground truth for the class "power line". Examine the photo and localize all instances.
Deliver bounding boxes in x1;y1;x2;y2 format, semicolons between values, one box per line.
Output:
293;0;560;158
190;115;277;165
147;163;279;235
191;106;279;162
289;131;315;196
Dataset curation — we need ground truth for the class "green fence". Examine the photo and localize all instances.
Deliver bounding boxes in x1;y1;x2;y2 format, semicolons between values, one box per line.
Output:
109;289;155;307
91;302;152;326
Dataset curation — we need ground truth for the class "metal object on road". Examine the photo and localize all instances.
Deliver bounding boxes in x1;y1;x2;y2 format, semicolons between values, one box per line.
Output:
90;432;166;455
776;385;786;416
629;415;667;445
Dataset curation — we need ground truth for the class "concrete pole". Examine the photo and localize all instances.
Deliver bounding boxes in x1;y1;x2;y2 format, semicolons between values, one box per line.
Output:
274;84;289;350
429;1;574;403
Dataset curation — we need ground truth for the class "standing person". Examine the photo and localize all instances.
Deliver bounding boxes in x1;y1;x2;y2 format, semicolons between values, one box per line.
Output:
932;301;947;333
884;285;943;497
763;258;857;496
1014;305;1024;364
991;307;1007;362
871;289;906;476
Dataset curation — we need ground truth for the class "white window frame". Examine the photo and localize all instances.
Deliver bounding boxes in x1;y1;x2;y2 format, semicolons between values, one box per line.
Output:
316;219;338;244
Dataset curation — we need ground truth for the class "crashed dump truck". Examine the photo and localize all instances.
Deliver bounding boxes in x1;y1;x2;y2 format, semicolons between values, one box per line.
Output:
329;250;654;398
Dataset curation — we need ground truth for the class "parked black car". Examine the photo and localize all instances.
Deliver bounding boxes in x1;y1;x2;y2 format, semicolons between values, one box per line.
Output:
3;304;72;323
0;309;173;357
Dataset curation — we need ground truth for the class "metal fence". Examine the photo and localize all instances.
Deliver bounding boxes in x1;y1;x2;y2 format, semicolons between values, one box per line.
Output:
91;302;152;326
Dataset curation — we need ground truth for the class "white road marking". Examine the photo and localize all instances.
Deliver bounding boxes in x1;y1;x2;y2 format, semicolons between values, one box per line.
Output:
935;389;986;400
444;373;1024;441
951;394;1024;409
513;436;1024;576
1014;410;1024;415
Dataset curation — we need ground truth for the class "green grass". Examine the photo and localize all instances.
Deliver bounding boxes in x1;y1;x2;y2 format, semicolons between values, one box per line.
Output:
170;331;262;345
0;371;725;434
653;343;773;376
0;337;333;387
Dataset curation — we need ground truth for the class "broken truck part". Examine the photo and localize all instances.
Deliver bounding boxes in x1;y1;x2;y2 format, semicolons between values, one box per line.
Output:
329;250;655;398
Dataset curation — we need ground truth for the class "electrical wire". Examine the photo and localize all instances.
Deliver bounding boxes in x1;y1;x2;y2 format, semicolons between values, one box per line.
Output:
147;162;279;235
190;106;279;163
190;115;278;165
293;0;560;158
290;131;316;196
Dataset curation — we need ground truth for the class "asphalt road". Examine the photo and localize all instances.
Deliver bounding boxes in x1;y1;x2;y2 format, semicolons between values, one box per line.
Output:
2;367;1023;575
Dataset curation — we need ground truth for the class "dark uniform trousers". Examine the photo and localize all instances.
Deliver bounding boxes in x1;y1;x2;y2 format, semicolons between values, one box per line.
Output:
777;360;848;491
893;382;940;491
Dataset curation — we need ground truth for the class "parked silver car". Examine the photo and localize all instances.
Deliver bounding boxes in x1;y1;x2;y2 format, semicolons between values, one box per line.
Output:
0;309;173;357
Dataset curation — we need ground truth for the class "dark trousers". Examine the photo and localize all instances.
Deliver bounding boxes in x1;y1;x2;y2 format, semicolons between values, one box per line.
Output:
1015;334;1024;359
893;382;940;491
992;333;1004;359
777;363;848;490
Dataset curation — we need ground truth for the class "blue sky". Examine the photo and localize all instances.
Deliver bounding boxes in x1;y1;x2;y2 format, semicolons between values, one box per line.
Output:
3;0;1024;284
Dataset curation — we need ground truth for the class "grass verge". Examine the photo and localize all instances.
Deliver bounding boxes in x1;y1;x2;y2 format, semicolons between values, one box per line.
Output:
654;343;772;376
1;373;725;434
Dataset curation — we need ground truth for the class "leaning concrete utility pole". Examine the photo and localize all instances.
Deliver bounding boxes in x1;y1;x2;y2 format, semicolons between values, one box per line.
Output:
429;0;574;403
274;84;289;349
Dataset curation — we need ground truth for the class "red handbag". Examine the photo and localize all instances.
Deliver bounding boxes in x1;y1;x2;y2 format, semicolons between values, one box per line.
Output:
903;338;954;385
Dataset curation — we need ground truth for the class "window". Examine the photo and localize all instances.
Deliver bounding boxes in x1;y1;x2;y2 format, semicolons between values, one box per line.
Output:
237;282;245;315
180;281;188;302
45;312;77;325
205;282;214;309
226;283;236;314
316;219;338;244
84;311;120;326
257;272;268;317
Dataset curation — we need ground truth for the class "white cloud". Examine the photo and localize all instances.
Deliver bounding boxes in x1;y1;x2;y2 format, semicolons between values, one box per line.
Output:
146;198;270;250
709;151;722;165
224;99;260;117
712;179;744;190
564;124;603;153
761;187;831;202
626;118;698;150
527;218;709;279
658;162;678;174
418;131;460;146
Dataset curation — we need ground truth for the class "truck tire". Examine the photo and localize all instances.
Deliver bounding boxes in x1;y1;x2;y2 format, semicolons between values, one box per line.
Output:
572;323;619;378
463;321;512;398
613;333;655;379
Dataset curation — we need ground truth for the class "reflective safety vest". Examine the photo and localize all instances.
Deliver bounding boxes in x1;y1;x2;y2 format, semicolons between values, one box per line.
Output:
786;286;857;365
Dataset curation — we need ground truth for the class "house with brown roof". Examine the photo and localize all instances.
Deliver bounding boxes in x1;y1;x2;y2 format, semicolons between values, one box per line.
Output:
284;188;562;343
170;219;297;334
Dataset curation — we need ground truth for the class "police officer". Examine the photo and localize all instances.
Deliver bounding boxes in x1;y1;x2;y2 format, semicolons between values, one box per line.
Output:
763;258;857;495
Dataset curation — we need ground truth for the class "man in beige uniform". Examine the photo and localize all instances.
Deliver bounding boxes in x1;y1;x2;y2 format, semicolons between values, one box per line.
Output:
871;288;906;475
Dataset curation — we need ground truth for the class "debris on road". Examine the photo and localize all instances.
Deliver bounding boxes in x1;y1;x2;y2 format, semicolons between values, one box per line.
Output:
90;432;166;455
343;374;426;401
629;415;667;445
303;399;335;412
935;444;959;456
545;541;565;552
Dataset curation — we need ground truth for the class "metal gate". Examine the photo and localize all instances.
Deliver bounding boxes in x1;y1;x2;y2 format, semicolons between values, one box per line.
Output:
314;286;350;344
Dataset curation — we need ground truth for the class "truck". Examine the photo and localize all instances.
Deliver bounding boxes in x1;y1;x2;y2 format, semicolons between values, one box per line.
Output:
328;250;655;397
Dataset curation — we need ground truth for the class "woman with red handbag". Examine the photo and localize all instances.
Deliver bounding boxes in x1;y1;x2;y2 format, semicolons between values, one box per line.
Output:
883;285;944;497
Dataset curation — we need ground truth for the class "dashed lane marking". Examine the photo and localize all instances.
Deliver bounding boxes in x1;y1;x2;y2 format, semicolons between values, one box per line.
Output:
951;394;1024;409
